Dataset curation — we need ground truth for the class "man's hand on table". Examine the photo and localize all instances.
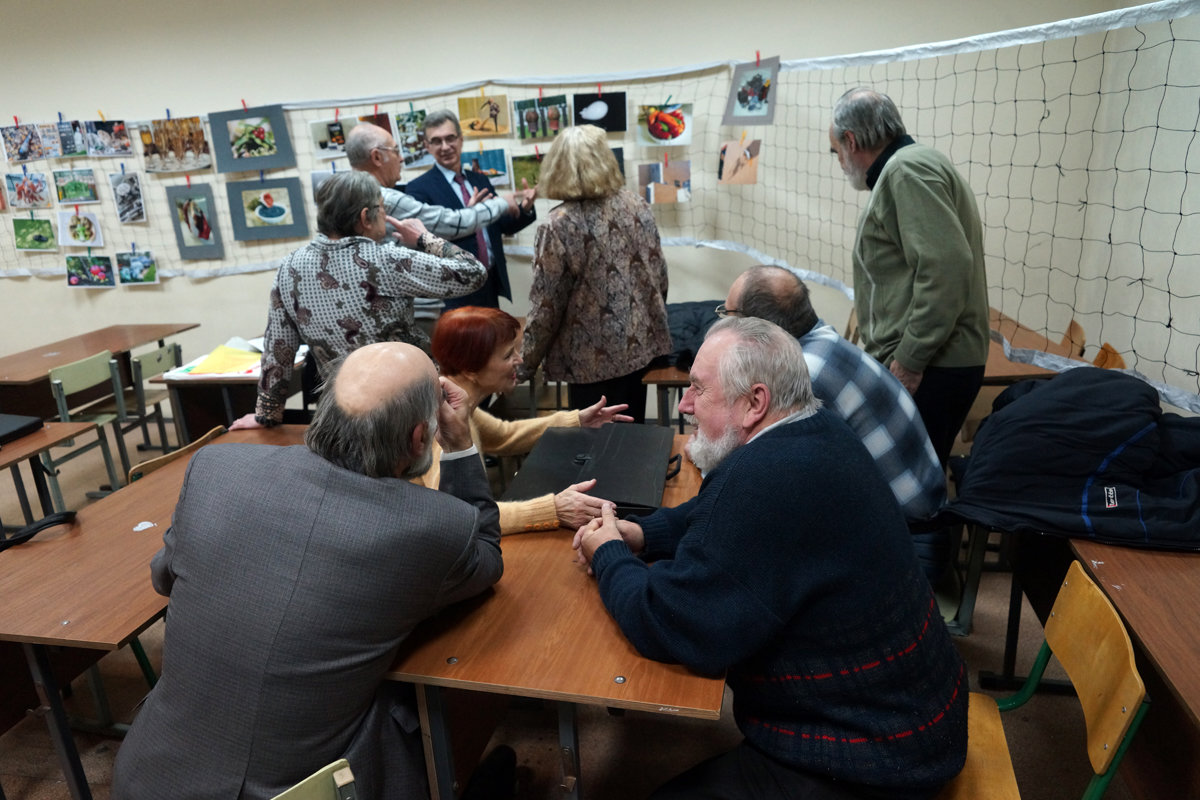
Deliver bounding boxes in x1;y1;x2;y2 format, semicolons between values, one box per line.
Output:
573;503;645;574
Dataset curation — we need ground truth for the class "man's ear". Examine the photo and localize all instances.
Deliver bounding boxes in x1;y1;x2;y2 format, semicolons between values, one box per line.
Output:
410;421;428;458
741;383;771;429
842;130;858;153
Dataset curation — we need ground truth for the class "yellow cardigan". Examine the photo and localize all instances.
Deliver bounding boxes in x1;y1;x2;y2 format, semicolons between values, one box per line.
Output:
415;407;581;534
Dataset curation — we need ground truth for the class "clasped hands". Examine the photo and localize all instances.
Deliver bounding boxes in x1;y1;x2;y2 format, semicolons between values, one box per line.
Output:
572;502;644;575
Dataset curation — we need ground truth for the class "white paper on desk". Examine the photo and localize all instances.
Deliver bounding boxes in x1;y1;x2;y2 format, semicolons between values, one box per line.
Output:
223;336;262;353
164;344;307;380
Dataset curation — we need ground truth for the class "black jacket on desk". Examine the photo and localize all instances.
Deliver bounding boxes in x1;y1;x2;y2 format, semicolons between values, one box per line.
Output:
404;168;536;306
944;367;1200;549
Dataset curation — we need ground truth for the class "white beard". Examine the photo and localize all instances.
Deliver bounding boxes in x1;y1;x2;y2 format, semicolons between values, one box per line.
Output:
843;159;868;191
685;416;743;475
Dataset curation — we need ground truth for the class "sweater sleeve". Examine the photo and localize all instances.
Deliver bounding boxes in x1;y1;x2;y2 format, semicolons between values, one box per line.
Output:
419;419;565;534
471;407;580;457
589;472;789;676
887;170;976;373
498;494;561;534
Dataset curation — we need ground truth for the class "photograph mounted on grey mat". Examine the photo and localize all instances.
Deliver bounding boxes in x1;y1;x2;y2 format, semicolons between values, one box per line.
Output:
502;425;676;518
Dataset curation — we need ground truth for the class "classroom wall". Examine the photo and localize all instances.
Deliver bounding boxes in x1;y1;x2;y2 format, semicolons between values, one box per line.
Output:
1;0;1143;363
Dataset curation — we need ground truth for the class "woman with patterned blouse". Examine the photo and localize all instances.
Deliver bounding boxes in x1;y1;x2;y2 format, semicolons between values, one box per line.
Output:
230;170;486;428
520;125;671;424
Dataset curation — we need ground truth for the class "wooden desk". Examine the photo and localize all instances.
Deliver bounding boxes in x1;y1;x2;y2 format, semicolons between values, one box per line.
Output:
0;425;304;799
0;323;200;419
390;434;721;799
159;350;308;444
1;421;96;527
1071;539;1200;798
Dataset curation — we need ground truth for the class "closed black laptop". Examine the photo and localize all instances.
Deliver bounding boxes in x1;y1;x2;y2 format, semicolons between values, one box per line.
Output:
502;424;676;518
0;413;44;446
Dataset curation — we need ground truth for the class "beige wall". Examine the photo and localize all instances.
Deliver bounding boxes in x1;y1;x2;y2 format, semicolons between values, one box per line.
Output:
1;0;1142;362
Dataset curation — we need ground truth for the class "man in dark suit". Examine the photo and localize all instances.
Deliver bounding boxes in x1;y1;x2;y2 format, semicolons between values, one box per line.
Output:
112;342;504;799
406;110;537;309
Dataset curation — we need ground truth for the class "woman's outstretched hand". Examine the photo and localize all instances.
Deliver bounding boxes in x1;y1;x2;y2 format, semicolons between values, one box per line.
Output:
578;395;633;428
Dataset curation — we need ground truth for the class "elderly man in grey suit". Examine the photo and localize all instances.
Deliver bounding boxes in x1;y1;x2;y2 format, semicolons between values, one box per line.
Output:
112;342;503;799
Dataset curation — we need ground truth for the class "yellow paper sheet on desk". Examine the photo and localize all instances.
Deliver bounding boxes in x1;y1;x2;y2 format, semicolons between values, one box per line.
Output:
189;345;263;375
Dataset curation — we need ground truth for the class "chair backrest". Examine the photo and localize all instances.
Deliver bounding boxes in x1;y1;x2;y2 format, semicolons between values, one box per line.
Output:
128;425;226;483
131;342;183;383
122;342;183;412
49;350;116;420
1062;319;1087;358
1092;343;1126;370
843;307;859;345
270;759;356;800
1045;561;1146;776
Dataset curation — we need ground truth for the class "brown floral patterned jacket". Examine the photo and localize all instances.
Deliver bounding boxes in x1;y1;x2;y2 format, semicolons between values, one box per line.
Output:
521;191;670;384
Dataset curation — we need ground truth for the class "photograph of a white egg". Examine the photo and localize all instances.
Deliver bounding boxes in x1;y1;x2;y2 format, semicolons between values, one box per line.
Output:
571;91;627;132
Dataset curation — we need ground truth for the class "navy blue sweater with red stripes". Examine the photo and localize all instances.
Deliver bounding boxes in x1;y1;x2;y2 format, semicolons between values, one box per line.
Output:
590;409;967;793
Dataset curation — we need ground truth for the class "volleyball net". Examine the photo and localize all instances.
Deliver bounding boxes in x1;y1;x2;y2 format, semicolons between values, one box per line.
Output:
3;2;1196;407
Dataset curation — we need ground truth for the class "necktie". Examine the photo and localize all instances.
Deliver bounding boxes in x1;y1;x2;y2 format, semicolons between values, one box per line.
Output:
454;173;490;270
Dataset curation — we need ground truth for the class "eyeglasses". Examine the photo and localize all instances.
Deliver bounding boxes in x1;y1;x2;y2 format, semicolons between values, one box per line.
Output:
427;133;460;147
714;304;741;318
373;145;400;156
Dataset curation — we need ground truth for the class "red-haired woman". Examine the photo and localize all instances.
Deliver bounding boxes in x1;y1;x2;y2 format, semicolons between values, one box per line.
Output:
422;306;631;533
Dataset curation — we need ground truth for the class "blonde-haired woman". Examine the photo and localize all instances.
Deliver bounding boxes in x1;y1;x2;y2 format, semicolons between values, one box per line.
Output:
520;124;671;424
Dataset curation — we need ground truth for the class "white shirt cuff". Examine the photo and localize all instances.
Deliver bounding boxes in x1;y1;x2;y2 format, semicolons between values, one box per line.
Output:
440;444;479;461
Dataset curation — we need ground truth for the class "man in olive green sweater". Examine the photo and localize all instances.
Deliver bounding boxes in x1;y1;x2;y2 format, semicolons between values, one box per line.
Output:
830;87;989;466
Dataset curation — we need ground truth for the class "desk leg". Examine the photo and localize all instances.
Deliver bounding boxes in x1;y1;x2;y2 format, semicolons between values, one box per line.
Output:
168;386;191;445
557;702;582;800
417;685;458;800
29;455;55;518
9;463;35;525
656;387;670;428
220;387;235;427
22;643;93;800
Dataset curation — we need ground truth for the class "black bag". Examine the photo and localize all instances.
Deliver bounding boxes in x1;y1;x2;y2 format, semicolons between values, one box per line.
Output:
0;413;43;446
502;425;677;518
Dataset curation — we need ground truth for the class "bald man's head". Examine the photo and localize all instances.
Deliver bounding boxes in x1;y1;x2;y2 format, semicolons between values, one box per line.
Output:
727;265;819;339
305;342;440;478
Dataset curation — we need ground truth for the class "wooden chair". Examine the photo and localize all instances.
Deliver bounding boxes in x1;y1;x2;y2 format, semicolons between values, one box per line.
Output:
1061;319;1087;358
128;425;226;484
843;307;860;345
43;350;125;511
1092;343;1126;370
271;759;357;800
109;342;181;457
935;560;1149;800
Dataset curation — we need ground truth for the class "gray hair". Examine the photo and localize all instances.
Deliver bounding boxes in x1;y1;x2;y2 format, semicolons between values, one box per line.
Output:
345;123;392;168
737;266;819;338
305;355;439;478
423;110;462;136
832;87;907;151
315;171;381;237
706;317;819;416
